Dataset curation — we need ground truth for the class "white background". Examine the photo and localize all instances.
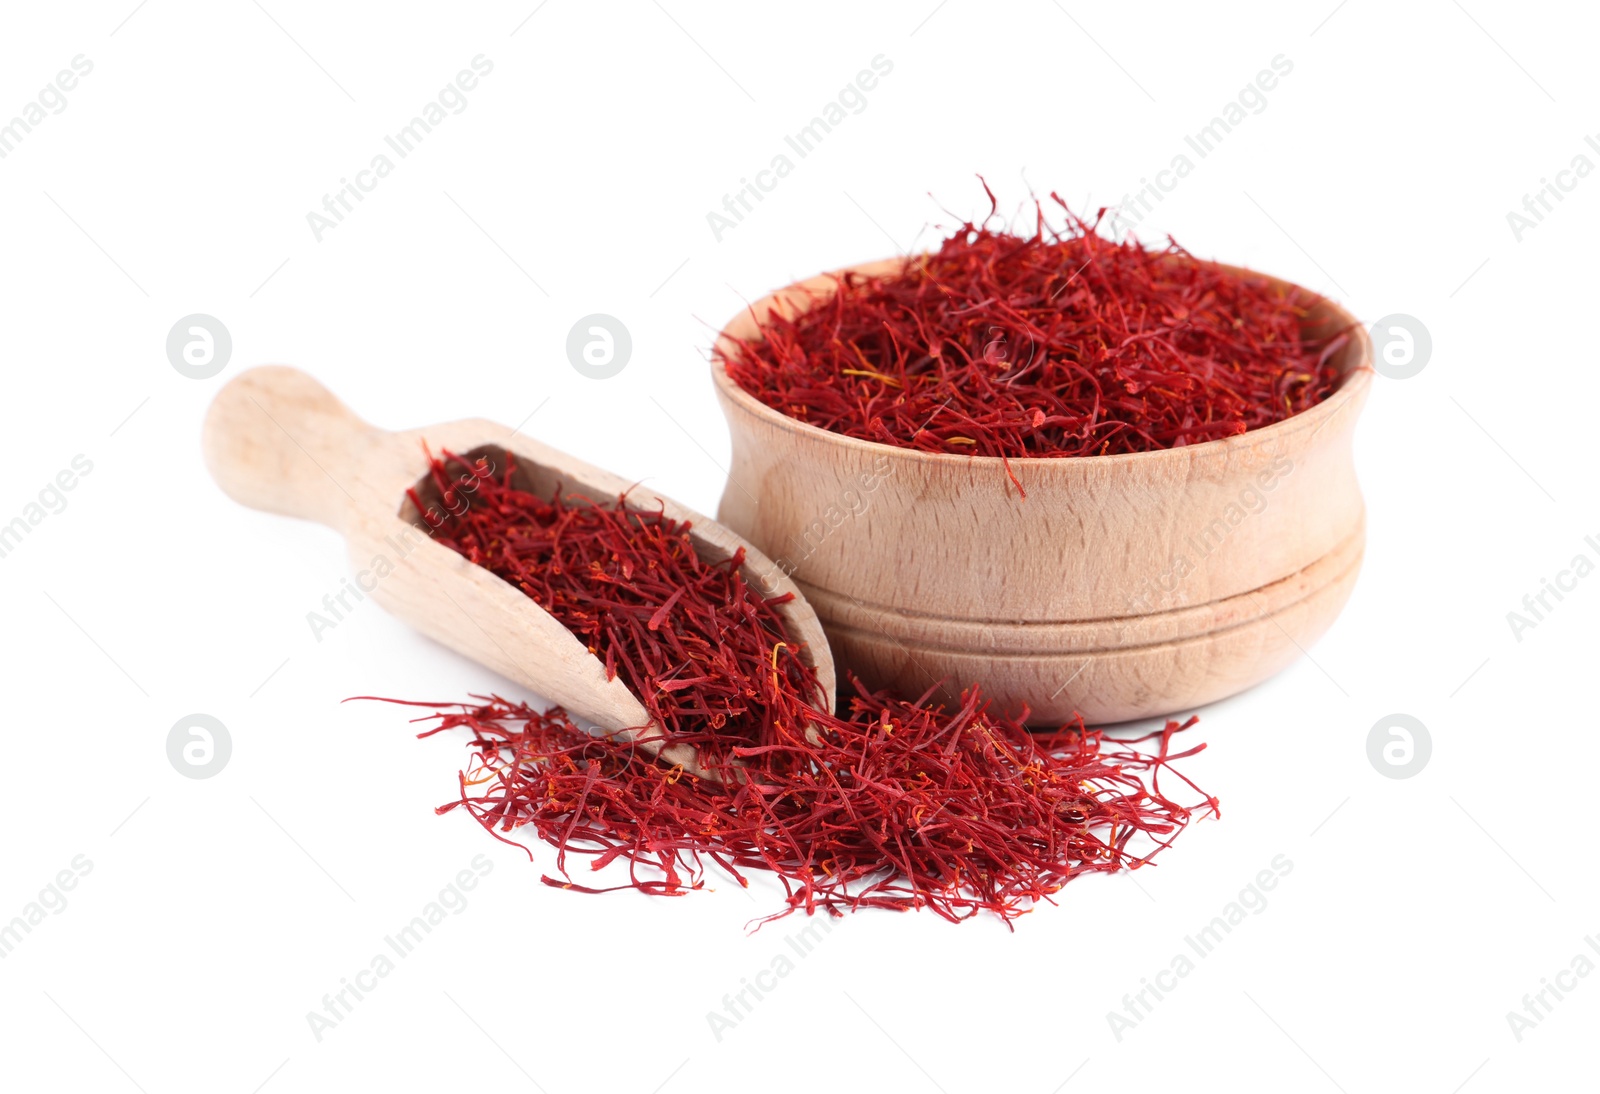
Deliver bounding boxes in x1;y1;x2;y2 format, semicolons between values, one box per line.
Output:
1;1;1595;1091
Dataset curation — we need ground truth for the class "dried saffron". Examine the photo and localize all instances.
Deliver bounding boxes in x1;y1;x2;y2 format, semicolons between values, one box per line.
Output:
718;184;1349;461
365;451;1217;926
403;449;810;769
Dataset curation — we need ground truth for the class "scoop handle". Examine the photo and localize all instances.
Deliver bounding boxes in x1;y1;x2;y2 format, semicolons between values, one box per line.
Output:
202;366;378;532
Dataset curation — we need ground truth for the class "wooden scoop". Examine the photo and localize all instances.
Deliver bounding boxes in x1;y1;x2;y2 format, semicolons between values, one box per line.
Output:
202;366;836;773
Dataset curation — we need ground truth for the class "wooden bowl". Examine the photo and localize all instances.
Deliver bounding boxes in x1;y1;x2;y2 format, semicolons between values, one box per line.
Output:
711;258;1372;725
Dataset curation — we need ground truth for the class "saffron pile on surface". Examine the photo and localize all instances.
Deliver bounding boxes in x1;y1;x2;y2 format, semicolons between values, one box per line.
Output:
720;188;1348;460
377;452;1217;925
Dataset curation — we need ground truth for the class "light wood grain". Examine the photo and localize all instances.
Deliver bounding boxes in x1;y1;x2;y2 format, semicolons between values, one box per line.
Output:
202;366;835;774
712;259;1372;724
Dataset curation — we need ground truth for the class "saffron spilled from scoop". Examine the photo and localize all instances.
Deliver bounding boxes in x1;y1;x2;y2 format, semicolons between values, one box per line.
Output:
363;450;1218;927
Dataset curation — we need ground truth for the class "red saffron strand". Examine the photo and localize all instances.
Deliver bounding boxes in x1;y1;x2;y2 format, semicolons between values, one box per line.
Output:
371;450;1218;925
718;189;1348;463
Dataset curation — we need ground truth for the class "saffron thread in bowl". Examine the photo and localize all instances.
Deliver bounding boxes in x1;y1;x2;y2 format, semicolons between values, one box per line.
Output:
719;186;1349;468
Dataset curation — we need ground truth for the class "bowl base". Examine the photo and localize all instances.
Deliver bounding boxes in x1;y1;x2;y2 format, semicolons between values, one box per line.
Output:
800;521;1364;725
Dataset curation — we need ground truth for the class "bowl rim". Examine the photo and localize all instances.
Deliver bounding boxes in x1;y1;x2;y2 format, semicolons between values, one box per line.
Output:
711;255;1373;470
